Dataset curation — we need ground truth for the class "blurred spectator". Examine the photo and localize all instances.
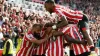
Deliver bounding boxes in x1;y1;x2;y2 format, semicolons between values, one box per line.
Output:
0;26;5;48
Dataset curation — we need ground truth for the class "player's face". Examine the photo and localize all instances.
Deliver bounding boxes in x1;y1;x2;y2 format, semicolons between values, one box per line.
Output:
34;26;41;34
44;3;51;13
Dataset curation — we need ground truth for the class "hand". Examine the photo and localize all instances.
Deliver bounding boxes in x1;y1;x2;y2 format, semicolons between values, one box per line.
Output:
49;32;53;38
45;27;52;34
52;30;57;37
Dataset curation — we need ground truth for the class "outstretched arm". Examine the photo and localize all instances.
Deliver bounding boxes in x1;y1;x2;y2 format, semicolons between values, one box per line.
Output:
45;16;68;29
52;31;86;44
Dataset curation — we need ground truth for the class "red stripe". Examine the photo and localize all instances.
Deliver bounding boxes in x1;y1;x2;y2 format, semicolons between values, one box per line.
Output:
71;27;80;55
84;46;90;52
79;44;84;54
47;39;51;56
62;11;79;22
56;38;59;56
60;37;63;56
72;27;83;55
58;8;83;19
39;44;43;55
28;46;33;56
23;42;32;56
34;48;37;55
17;39;26;56
73;44;79;55
82;27;87;31
25;35;31;41
41;44;44;55
51;41;54;56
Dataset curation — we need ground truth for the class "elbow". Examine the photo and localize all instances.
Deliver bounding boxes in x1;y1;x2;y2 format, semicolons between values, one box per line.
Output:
64;21;68;25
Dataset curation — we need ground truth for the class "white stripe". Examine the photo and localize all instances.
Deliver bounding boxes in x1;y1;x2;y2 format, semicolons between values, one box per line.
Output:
26;34;31;40
21;48;26;56
58;37;61;56
73;27;86;53
54;40;56;56
75;26;86;52
56;8;82;22
21;41;29;56
62;26;70;33
26;44;33;56
70;27;81;55
56;9;68;21
31;47;34;56
74;27;88;53
73;27;82;40
80;44;86;52
76;44;81;55
29;34;34;38
56;8;83;18
50;40;52;56
36;46;39;55
45;45;49;56
41;44;43;55
72;45;77;55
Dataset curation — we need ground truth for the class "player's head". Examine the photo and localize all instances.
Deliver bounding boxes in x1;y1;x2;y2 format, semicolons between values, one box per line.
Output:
32;24;42;34
44;0;55;13
32;24;42;39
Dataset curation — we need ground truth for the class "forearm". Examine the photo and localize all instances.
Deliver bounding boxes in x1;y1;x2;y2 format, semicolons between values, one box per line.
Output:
32;35;49;45
64;34;84;44
56;20;68;29
45;23;55;27
53;31;64;37
82;31;94;46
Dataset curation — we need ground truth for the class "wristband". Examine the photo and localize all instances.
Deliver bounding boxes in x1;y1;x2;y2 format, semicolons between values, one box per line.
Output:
52;25;57;30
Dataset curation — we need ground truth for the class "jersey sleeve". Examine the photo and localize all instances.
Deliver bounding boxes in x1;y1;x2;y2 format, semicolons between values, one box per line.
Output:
55;9;68;21
61;26;70;35
25;33;35;41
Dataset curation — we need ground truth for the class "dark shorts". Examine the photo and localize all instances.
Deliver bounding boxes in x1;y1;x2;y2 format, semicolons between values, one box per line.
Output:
70;50;90;56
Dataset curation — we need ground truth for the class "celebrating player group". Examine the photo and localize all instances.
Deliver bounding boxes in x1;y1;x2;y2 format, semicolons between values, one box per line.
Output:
16;0;97;56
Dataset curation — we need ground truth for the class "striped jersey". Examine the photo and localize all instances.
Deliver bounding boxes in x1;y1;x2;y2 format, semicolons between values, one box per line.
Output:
16;31;34;56
45;27;72;56
46;36;64;56
33;29;47;55
62;24;90;55
54;5;83;23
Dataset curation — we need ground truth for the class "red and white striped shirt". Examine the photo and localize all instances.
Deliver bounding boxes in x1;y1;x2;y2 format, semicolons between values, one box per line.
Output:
16;31;34;56
54;5;83;23
33;29;47;55
45;27;71;56
62;24;90;55
46;36;64;56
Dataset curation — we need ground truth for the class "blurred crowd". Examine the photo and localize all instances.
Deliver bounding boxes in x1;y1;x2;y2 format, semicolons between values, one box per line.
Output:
0;0;100;51
0;0;57;49
61;0;100;47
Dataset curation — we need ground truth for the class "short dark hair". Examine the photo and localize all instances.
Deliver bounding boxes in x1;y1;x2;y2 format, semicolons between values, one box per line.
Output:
45;0;55;4
32;24;42;29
